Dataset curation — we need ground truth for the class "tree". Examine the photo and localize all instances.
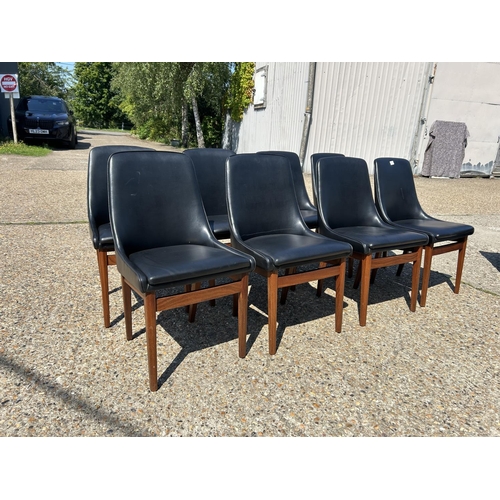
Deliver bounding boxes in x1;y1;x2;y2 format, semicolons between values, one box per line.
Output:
112;62;233;147
72;62;127;128
17;62;69;98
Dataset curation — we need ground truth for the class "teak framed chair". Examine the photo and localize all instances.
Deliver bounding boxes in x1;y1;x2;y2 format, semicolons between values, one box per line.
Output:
225;153;353;355
87;145;154;327
315;156;428;326
374;157;475;306
108;150;255;391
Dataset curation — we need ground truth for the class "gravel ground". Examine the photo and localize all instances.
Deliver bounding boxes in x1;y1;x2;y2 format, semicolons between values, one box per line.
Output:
1;130;499;440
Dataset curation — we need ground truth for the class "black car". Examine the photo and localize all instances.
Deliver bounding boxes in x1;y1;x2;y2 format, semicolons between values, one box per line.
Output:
8;95;77;149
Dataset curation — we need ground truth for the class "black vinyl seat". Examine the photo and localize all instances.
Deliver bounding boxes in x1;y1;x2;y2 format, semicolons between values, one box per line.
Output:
315;156;429;326
183;148;235;240
374;157;475;306
87;145;155;327
108;151;255;391
226;153;353;355
257;151;318;229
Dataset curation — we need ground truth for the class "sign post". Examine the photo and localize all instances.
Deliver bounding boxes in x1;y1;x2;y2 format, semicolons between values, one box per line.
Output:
0;74;19;144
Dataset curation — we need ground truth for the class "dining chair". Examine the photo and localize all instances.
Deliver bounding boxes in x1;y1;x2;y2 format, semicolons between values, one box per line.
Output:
315;156;429;326
87;144;155;327
108;150;255;391
257;151;318;230
225;153;353;355
374;157;475;306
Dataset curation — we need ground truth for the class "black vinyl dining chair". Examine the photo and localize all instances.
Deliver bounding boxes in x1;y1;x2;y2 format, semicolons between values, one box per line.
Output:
108;150;255;391
225;153;353;355
87;145;155;327
257;151;318;230
315;156;429;326
374;157;475;306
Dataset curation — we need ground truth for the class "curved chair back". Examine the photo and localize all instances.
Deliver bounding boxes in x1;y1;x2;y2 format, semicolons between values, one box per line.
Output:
109;151;215;257
257;150;318;229
226;153;309;244
310;152;345;204
373;157;428;222
88;145;154;250
316;156;385;229
183;148;235;239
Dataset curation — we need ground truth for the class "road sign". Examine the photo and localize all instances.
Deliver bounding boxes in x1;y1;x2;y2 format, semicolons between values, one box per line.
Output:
0;74;18;93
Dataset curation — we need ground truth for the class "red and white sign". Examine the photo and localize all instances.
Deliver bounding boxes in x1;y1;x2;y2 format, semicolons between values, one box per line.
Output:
0;74;18;93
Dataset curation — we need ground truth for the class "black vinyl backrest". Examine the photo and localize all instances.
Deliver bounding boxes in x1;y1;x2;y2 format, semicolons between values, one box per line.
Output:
316;156;385;229
257;151;315;210
108;151;214;255
310;152;345;203
183;148;235;216
226;153;309;241
374;157;427;222
88;145;154;229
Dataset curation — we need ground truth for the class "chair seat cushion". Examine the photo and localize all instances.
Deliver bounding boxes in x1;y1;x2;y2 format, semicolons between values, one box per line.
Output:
129;244;251;287
325;226;428;254
242;233;352;271
208;214;231;239
96;223;114;251
392;218;475;244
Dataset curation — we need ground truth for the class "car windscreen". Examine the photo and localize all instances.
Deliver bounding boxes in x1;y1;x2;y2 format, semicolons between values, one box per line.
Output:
19;99;66;113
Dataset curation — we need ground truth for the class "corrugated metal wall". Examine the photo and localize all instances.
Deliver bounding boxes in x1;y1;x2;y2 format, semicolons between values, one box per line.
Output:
306;62;432;173
235;62;433;174
235;62;309;154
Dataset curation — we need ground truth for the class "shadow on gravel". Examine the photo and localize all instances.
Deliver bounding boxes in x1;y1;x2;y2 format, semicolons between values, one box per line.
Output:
0;354;153;436
480;251;500;272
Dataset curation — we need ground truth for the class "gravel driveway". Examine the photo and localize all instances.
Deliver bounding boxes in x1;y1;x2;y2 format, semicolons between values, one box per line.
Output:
1;129;499;438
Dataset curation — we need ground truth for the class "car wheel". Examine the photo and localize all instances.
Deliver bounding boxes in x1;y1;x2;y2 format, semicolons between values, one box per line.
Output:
64;129;76;149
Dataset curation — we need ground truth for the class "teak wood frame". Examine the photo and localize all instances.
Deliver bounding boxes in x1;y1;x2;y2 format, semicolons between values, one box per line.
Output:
344;247;423;327
97;249;116;328
419;239;468;307
121;274;249;392
257;258;347;356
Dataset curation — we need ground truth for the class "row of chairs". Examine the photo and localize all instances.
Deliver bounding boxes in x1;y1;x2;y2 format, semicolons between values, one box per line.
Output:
87;147;474;391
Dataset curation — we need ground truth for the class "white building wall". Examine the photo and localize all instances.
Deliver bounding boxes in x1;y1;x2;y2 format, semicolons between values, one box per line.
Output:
305;62;433;173
234;62;433;174
235;62;310;154
424;62;500;174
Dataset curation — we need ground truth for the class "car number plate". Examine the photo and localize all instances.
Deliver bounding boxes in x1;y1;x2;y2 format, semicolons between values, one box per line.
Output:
29;129;49;134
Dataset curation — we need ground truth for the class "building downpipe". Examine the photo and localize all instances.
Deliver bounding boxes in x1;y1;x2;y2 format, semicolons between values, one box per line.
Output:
298;62;317;170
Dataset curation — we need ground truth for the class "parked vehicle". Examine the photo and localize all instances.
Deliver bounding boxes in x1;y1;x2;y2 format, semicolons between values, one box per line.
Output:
8;95;77;149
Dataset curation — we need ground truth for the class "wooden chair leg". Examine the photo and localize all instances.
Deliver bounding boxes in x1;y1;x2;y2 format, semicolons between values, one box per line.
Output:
144;293;158;392
121;277;133;341
280;268;292;304
97;250;111;328
454;238;468;294
268;272;279;355
335;259;346;333
420;244;434;307
238;275;249;358
188;282;201;322
410;247;423;312
316;261;327;297
359;254;372;327
347;256;354;278
209;279;216;306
